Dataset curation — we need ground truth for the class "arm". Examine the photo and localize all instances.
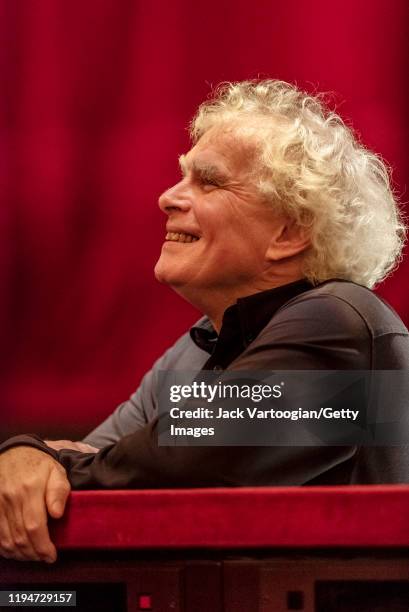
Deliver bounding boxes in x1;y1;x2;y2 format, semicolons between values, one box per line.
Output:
43;344;175;453
81;326;208;448
0;294;370;489
0;327;207;561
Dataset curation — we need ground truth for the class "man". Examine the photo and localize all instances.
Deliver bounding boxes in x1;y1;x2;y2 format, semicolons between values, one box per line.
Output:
0;80;408;563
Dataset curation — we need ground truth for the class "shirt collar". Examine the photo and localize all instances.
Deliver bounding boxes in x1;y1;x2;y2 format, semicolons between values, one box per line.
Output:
190;279;313;366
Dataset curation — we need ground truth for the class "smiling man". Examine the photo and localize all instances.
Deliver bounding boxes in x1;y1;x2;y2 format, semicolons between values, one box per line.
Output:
0;80;408;563
155;126;310;331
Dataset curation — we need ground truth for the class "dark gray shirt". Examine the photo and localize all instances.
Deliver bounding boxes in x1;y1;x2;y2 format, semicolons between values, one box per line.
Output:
1;279;409;486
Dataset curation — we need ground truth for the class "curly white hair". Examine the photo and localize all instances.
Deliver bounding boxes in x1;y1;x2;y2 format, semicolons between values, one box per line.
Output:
190;80;406;288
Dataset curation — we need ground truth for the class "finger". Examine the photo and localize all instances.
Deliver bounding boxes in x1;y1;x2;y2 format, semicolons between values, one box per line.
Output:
45;440;98;453
22;491;57;563
44;440;72;451
0;503;24;560
75;443;99;453
44;440;62;451
0;547;27;561
45;466;71;519
4;502;40;561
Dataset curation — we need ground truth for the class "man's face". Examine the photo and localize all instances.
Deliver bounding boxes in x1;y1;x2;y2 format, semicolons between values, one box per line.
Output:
154;127;285;300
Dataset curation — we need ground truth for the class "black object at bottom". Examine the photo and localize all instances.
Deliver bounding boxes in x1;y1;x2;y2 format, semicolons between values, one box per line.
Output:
315;580;409;612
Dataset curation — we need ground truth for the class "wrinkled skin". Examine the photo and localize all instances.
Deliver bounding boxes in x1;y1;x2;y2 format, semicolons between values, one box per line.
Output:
0;441;96;563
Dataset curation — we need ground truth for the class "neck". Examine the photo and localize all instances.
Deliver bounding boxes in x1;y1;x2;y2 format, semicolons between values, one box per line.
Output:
174;273;304;333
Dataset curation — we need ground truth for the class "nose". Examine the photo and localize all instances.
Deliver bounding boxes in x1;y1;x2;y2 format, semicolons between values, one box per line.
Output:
158;179;192;215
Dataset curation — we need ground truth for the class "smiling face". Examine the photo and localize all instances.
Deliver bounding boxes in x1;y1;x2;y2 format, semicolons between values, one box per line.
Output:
154;127;301;315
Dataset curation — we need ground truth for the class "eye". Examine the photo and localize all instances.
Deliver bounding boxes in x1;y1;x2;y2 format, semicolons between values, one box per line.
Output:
198;175;221;190
203;179;219;188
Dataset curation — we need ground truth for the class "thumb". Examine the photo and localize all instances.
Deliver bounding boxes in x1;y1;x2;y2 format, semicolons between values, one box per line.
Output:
45;466;71;519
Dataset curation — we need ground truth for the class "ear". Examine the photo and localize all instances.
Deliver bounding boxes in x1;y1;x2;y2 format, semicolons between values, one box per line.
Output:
266;218;311;261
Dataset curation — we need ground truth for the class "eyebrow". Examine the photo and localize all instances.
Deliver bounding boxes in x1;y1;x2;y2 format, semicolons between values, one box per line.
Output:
178;154;230;184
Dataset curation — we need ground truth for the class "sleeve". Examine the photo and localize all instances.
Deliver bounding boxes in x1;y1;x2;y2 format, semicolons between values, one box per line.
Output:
0;294;369;487
0;424;357;488
82;327;207;447
81;376;154;448
0;434;59;462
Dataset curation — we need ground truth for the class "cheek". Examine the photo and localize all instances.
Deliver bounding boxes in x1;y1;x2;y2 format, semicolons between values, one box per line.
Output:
197;198;271;255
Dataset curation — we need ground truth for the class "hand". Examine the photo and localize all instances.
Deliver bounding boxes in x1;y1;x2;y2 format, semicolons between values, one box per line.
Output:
44;440;99;453
0;446;71;563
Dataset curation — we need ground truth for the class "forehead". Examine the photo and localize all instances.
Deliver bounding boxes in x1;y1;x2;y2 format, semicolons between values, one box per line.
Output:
183;127;256;177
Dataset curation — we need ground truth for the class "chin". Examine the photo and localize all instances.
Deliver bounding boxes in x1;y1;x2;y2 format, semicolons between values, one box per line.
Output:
153;263;168;285
154;263;179;287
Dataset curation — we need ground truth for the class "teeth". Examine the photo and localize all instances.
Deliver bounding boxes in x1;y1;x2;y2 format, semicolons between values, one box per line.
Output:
166;231;199;243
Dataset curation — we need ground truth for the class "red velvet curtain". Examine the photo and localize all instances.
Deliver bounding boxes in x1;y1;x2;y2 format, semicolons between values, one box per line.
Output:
1;0;408;439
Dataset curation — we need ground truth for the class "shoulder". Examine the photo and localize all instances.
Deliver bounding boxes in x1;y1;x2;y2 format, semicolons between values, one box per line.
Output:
247;280;408;370
276;280;408;338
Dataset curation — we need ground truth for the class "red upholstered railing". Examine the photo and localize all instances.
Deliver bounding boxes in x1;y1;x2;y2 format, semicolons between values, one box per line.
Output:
50;485;409;549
